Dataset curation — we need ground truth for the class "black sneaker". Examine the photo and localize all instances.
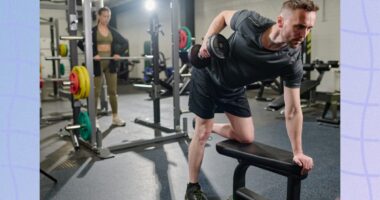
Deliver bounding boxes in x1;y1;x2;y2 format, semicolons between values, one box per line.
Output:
185;183;208;200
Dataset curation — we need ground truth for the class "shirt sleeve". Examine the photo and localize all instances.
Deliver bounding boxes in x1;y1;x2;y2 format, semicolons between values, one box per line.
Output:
230;10;274;35
230;10;249;31
282;57;304;88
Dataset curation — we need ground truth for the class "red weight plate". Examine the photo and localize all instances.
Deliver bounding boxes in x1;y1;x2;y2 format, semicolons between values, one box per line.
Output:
179;29;187;49
69;72;79;94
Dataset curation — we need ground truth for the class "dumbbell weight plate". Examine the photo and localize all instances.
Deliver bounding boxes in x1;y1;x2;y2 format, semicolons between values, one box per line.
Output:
188;44;211;69
207;34;230;59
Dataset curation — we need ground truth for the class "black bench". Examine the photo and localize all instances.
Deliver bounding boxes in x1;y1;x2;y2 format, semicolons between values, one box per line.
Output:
216;140;308;200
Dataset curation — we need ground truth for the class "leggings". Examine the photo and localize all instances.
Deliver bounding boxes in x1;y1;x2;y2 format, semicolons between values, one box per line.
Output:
94;54;118;114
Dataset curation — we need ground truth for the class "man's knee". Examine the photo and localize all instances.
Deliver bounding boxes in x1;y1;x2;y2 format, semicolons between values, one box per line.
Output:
195;120;213;145
235;129;255;144
236;135;254;143
196;128;212;145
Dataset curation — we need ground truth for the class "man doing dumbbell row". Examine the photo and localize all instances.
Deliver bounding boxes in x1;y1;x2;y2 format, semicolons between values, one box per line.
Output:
186;1;318;199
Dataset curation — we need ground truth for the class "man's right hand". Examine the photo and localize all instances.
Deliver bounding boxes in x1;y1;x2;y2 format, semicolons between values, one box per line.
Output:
94;55;101;61
198;41;210;59
293;153;314;175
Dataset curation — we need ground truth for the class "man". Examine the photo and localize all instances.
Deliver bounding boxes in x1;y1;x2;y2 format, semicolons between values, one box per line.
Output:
186;1;318;199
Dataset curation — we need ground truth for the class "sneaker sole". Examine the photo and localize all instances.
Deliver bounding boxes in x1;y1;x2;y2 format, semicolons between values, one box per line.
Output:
112;123;126;127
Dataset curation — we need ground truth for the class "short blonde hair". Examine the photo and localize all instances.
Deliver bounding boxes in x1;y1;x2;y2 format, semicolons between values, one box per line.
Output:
281;0;319;12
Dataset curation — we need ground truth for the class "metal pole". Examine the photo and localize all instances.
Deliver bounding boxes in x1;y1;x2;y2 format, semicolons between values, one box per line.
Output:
150;13;161;124
171;0;181;131
83;0;98;147
287;177;301;200
54;19;61;79
49;18;58;97
67;0;81;144
67;0;78;67
233;162;250;200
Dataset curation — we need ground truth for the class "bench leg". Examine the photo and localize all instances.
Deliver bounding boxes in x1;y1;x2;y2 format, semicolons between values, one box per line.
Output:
233;162;250;200
287;177;301;200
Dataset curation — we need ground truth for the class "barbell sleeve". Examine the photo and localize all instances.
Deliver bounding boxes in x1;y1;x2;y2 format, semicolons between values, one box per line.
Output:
133;84;153;88
62;81;72;86
180;73;191;77
65;124;82;131
45;56;65;60
60;36;85;40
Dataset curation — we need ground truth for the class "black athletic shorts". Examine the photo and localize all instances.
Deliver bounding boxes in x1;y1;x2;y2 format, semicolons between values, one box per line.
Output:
188;68;251;119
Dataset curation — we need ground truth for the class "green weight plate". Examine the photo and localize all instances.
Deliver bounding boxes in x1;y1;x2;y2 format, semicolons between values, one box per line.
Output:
77;111;92;141
60;63;65;76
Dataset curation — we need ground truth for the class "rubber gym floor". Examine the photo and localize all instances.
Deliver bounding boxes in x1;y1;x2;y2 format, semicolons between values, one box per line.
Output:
40;83;339;200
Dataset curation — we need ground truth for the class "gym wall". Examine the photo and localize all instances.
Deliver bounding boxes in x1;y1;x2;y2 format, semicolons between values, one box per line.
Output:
194;0;340;92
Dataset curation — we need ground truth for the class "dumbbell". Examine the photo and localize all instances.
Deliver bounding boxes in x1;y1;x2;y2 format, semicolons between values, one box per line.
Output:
188;34;230;69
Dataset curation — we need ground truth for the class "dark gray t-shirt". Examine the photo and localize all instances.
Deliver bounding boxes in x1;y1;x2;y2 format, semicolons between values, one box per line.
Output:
207;10;303;89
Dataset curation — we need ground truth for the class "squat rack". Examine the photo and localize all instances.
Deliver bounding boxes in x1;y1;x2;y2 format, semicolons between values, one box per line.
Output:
107;0;188;151
61;0;187;156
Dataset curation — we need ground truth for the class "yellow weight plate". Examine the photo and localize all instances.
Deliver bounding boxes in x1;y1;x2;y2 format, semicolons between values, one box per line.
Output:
76;67;85;99
77;67;87;99
80;66;91;98
59;44;68;57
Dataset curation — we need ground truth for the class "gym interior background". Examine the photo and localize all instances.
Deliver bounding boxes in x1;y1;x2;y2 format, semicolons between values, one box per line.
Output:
40;0;340;199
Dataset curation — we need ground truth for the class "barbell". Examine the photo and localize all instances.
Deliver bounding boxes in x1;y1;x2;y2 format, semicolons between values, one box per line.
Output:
45;55;154;61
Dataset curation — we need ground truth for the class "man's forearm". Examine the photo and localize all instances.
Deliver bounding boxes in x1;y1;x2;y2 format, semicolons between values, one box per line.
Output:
203;12;228;44
204;10;235;42
285;109;304;154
